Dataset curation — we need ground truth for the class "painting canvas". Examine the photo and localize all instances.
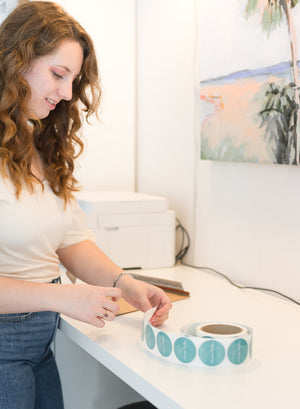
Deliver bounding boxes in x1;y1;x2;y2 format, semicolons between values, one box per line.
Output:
199;0;300;165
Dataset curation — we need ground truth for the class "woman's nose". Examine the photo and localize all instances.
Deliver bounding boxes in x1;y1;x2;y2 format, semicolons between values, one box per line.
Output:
59;80;73;101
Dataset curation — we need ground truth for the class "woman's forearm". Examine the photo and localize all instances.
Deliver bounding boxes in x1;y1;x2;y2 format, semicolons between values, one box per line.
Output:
56;240;126;287
0;276;122;327
0;277;64;314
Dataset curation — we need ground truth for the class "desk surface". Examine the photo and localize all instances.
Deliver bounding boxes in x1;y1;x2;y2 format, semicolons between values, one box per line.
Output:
59;265;300;409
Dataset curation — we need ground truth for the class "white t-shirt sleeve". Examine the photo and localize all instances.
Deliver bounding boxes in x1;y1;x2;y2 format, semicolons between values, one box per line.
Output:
58;199;96;249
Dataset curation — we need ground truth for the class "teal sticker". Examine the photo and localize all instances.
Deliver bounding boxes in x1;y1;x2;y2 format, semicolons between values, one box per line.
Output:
157;331;172;357
174;337;196;363
227;338;248;365
145;325;155;350
199;340;225;366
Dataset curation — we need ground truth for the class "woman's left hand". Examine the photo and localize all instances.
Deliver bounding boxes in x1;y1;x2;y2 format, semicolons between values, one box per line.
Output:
117;275;172;326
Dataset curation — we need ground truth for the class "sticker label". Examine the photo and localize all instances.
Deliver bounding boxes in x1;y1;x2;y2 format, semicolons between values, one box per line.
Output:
141;310;253;368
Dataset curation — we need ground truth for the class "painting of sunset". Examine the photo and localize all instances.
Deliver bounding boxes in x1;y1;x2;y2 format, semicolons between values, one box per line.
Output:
199;0;300;165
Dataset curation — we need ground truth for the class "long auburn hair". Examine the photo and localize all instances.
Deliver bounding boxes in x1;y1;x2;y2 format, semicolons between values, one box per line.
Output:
0;1;101;203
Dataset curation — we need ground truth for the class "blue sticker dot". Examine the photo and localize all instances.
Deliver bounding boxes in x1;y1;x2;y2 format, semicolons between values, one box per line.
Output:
145;325;155;350
157;331;172;357
199;340;225;366
174;337;196;363
227;338;248;365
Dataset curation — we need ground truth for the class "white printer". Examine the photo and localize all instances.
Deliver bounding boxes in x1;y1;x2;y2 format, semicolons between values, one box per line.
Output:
76;191;176;269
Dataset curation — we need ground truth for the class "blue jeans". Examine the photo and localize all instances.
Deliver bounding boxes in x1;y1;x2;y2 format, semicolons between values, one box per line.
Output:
0;279;64;409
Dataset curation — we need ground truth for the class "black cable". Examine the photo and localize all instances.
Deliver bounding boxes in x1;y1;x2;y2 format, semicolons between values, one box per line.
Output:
180;261;300;307
175;218;191;262
174;221;299;306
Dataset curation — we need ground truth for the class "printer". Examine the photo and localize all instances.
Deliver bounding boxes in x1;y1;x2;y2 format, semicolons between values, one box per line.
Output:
76;191;176;269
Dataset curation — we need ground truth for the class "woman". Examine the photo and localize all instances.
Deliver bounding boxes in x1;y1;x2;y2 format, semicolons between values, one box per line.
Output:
0;2;172;409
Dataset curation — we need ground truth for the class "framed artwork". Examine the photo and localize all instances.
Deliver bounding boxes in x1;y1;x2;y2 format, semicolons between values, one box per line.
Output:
199;0;300;165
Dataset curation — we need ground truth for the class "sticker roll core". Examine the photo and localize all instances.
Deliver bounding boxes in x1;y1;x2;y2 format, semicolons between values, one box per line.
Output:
192;322;248;339
141;309;253;368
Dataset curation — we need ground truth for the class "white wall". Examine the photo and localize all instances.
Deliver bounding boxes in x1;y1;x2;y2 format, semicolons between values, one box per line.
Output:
136;0;197;257
53;0;136;191
136;0;300;302
195;160;300;298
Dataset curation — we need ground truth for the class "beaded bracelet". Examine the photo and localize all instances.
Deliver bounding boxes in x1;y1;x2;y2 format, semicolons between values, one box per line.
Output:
113;271;132;288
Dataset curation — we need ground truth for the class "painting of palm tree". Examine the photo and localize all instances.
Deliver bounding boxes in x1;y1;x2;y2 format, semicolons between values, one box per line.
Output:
200;0;300;165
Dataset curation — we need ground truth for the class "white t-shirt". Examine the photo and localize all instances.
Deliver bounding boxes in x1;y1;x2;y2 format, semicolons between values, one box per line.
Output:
0;176;95;282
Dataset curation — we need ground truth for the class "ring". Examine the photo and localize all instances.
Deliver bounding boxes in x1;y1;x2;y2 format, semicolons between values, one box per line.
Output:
97;313;109;320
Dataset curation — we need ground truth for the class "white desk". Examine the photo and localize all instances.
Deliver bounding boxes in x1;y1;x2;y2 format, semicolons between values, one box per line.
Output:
57;265;300;409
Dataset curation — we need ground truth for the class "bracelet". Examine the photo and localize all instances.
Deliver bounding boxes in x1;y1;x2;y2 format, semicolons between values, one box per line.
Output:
113;271;132;288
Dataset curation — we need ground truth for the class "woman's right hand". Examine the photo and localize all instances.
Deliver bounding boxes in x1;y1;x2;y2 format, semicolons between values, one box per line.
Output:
56;284;122;328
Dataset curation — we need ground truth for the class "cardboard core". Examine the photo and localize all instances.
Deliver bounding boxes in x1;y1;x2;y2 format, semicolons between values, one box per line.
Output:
201;324;242;335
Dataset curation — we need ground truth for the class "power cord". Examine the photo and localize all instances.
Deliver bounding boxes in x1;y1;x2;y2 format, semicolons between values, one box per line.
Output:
181;261;300;307
175;218;191;263
175;220;300;306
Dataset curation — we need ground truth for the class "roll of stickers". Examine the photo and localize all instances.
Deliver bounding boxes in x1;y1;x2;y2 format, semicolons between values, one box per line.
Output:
141;308;253;368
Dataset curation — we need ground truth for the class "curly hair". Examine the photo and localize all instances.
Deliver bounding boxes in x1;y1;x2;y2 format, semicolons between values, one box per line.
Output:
0;1;101;203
